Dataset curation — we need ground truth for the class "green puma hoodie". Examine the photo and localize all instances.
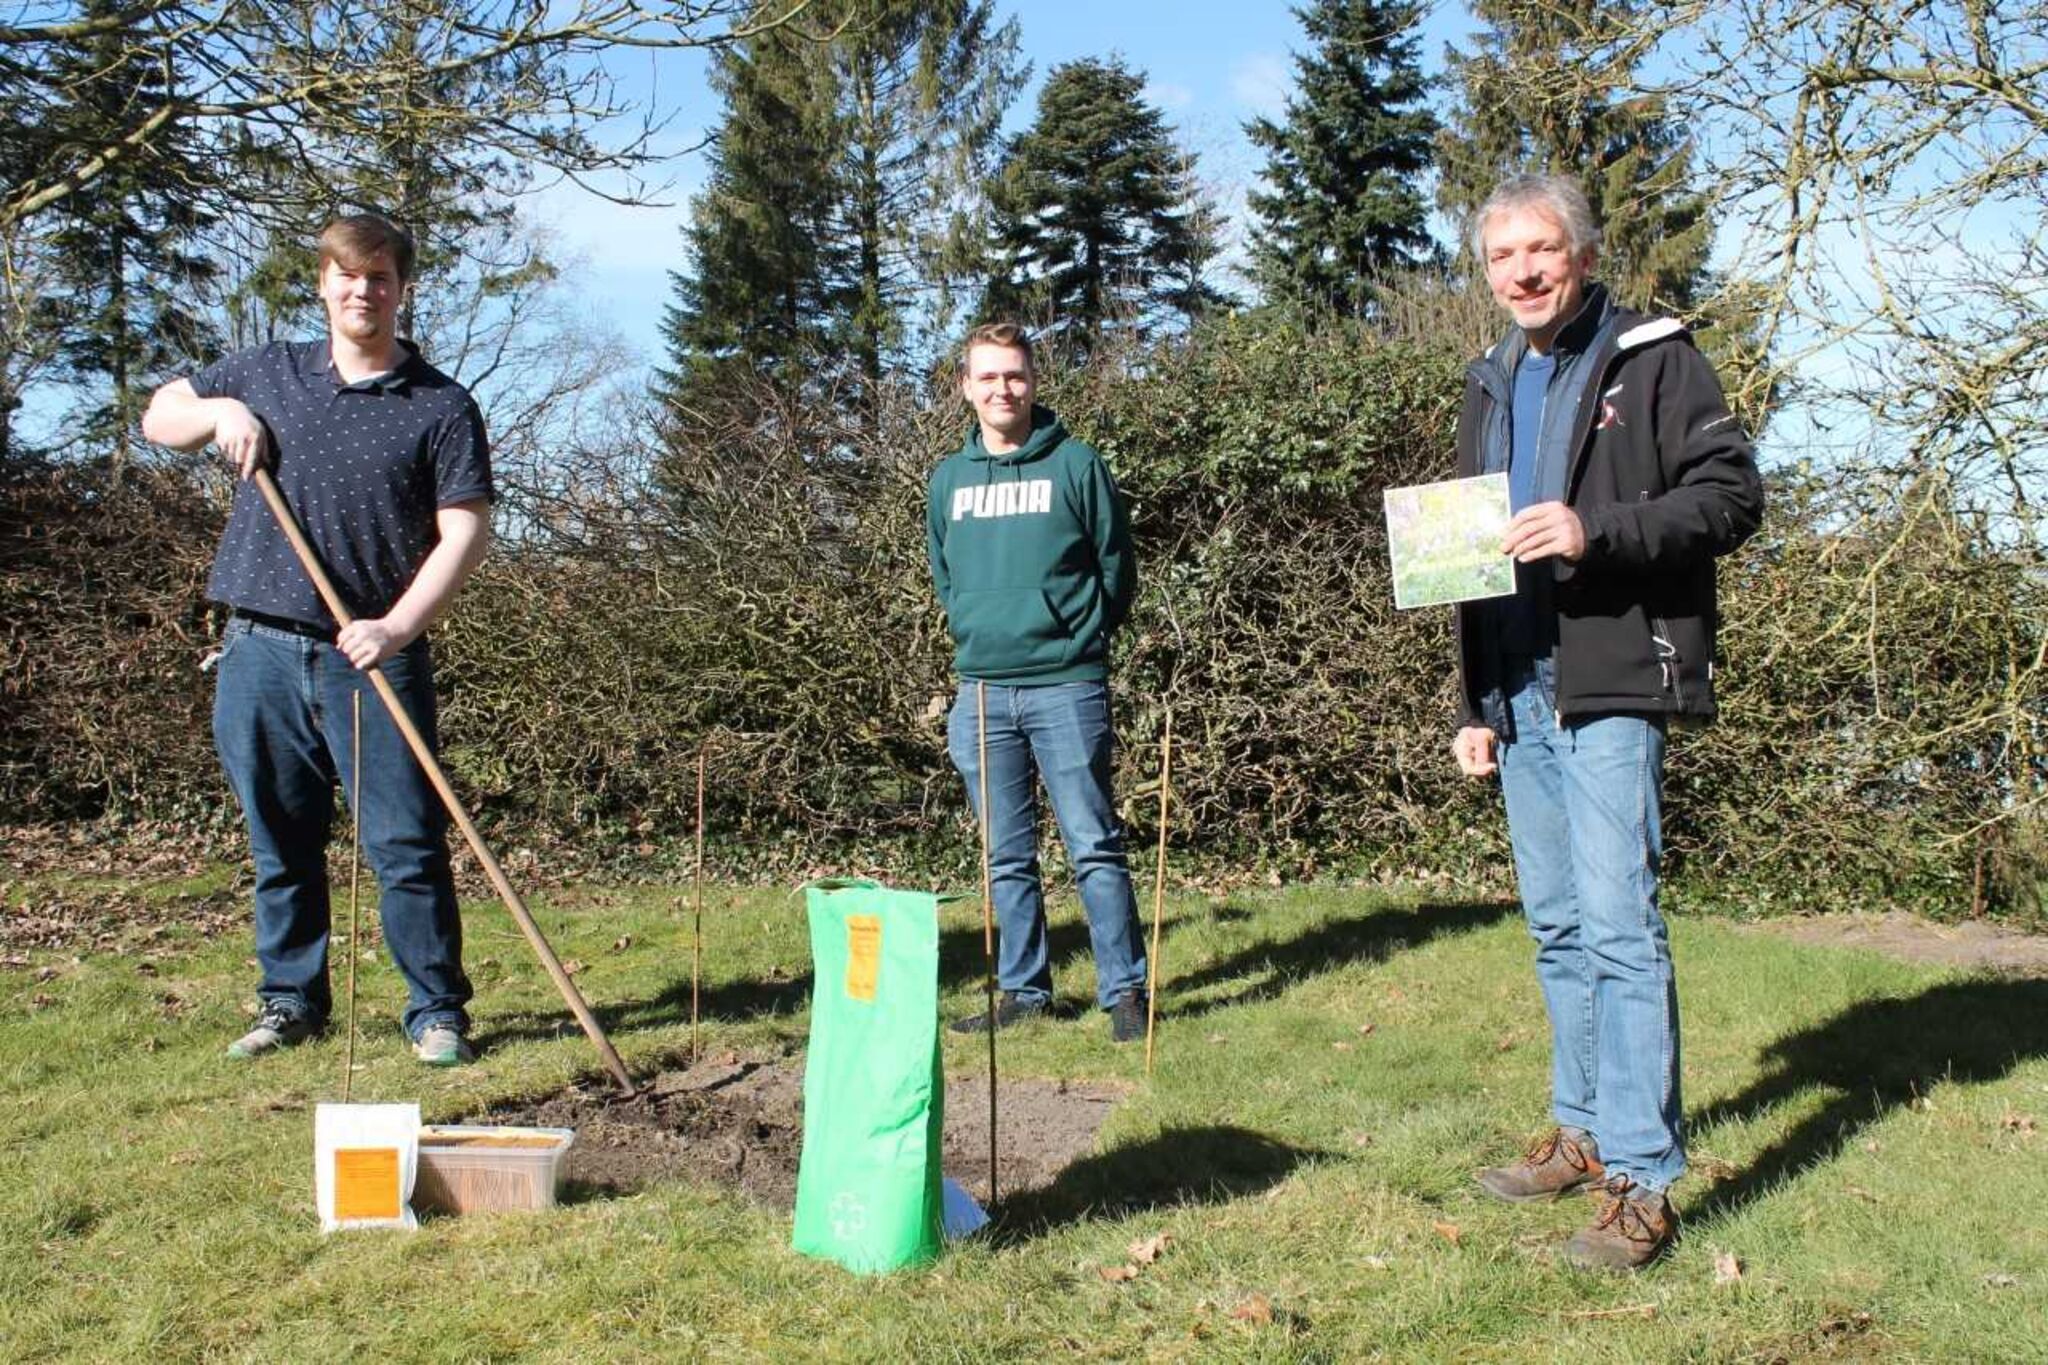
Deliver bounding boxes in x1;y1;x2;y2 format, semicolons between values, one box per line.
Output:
925;406;1135;684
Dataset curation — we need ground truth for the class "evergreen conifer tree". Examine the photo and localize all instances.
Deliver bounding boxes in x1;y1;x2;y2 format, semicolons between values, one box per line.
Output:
657;0;1020;412
1437;0;1709;313
41;0;220;472
984;57;1221;353
1246;0;1438;315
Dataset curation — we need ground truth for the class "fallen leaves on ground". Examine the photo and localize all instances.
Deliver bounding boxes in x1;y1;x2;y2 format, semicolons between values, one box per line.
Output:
1432;1221;1462;1246
1999;1112;2037;1135
1229;1294;1274;1325
1101;1230;1173;1282
1128;1232;1172;1265
1714;1250;1745;1285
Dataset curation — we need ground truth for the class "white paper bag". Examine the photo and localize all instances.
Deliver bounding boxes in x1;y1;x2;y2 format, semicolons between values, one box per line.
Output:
314;1102;421;1232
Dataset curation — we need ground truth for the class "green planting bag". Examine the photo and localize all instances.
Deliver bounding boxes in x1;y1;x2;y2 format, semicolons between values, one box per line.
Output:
792;878;948;1274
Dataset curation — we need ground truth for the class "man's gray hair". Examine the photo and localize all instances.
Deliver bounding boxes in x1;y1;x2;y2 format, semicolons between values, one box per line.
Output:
1470;173;1603;261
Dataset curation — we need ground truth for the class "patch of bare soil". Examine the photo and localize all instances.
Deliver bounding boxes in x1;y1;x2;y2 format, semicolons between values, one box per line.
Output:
1757;912;2048;976
477;1052;1123;1211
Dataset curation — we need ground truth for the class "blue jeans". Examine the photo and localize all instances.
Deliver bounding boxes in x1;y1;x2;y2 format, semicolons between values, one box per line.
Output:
1497;674;1684;1192
212;618;471;1040
946;680;1147;1010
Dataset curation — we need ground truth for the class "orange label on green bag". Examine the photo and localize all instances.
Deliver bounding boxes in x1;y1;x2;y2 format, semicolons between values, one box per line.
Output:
846;916;882;1001
334;1146;402;1221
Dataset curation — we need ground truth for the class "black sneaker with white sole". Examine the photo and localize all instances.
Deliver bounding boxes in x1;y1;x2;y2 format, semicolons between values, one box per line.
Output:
949;992;1050;1034
226;1002;320;1059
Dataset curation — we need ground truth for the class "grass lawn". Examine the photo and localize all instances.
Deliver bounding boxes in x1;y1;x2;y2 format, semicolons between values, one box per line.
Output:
3;870;2045;1362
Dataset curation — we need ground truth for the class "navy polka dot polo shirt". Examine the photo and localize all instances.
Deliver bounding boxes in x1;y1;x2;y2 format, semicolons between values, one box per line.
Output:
194;339;493;628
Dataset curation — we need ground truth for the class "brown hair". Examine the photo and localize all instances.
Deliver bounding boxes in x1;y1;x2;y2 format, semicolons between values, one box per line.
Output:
961;321;1035;372
317;214;415;283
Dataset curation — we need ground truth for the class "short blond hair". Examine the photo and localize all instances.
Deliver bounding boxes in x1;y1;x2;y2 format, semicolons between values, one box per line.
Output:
962;321;1036;372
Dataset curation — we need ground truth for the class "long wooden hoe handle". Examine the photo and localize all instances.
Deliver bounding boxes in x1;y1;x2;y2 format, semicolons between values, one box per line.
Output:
251;468;636;1095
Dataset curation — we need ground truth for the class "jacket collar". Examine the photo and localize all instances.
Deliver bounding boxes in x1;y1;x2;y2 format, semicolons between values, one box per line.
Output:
1488;281;1613;373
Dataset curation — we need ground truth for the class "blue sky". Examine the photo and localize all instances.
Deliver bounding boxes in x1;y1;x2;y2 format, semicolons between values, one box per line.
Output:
522;0;1479;367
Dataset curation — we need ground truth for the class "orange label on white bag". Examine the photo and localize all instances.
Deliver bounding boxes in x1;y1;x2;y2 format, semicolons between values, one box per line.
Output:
333;1146;402;1221
846;916;882;1002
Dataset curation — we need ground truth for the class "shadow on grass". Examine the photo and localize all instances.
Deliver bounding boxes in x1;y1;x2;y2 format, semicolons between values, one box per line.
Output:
1687;977;2048;1224
1163;899;1517;1021
473;897;1507;1049
991;1124;1328;1241
470;972;816;1051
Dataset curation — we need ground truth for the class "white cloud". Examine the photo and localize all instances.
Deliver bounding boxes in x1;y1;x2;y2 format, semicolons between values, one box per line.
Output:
1145;80;1195;112
1230;53;1291;118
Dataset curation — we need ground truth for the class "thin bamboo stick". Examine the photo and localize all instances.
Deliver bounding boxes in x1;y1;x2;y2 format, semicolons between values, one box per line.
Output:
1144;710;1174;1075
693;739;706;1062
976;682;999;1205
342;690;362;1102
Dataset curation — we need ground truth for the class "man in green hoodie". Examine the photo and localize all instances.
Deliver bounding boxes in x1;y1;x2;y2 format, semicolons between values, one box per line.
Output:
926;322;1149;1043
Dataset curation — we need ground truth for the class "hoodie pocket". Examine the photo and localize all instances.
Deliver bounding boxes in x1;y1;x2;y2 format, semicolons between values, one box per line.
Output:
950;587;1072;674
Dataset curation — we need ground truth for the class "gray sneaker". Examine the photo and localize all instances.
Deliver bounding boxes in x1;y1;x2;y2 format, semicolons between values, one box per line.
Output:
226;1003;319;1059
414;1024;475;1067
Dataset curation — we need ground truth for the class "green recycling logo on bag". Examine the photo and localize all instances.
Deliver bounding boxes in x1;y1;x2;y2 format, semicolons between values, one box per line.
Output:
792;879;949;1274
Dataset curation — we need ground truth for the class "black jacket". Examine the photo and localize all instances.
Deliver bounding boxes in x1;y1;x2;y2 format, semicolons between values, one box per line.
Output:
1455;288;1765;729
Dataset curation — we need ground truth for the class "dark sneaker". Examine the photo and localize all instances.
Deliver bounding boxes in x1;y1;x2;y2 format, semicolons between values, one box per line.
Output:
226;1003;319;1059
1477;1128;1605;1202
1564;1174;1678;1272
414;1023;476;1067
1109;989;1147;1044
949;992;1049;1034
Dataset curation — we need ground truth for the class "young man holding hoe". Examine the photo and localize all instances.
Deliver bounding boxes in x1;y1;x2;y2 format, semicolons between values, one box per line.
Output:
144;214;492;1067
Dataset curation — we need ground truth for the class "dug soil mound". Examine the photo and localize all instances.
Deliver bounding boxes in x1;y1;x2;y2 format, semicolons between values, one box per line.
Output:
478;1051;1124;1210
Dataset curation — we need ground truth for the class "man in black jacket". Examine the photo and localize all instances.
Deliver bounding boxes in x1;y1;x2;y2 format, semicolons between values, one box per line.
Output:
1451;174;1763;1271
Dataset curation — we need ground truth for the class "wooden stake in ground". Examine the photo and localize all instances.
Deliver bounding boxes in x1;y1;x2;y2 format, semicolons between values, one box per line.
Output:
342;691;363;1103
975;681;999;1205
250;467;636;1095
692;739;707;1063
1144;709;1174;1075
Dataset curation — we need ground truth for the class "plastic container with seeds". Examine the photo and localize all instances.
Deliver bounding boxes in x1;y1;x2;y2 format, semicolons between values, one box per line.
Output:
413;1125;575;1214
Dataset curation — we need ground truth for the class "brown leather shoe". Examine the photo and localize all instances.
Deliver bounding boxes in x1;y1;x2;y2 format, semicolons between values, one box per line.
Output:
1564;1174;1678;1272
1476;1128;1605;1202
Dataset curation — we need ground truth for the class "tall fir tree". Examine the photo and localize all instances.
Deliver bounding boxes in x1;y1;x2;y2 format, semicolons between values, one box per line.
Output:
1246;0;1438;315
984;57;1222;353
655;28;841;414
1437;0;1710;314
824;0;1022;385
657;0;1020;412
41;0;220;472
